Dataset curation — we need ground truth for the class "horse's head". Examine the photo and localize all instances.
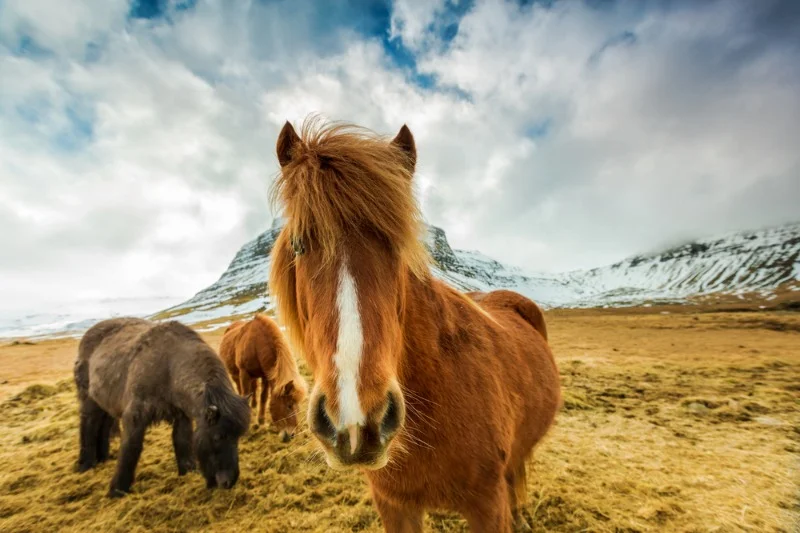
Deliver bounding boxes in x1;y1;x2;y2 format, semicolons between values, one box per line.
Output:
269;379;307;442
269;117;428;470
194;384;250;488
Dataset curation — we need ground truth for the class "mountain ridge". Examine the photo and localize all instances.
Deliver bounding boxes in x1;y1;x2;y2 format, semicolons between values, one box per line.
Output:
152;220;800;326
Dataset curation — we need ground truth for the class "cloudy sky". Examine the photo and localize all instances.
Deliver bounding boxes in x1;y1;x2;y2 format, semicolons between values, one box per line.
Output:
1;0;799;315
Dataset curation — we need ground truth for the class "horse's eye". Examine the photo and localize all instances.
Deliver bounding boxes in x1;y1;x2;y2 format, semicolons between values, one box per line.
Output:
290;235;305;256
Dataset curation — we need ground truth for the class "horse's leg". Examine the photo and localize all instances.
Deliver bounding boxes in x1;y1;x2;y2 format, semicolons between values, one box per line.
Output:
464;482;513;533
108;410;147;498
239;372;253;406
76;398;104;472
232;370;242;395
172;412;195;475
96;411;115;463
258;378;269;426
249;377;258;409
372;491;424;533
506;462;532;532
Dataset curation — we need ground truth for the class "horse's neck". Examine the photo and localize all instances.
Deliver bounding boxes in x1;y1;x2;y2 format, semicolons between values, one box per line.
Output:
398;274;453;390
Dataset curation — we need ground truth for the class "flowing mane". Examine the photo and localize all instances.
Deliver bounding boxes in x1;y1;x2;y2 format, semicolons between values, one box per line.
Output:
269;116;429;274
269;116;430;357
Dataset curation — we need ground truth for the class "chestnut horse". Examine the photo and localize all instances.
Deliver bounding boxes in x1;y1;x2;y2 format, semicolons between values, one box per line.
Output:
268;117;561;532
219;313;307;441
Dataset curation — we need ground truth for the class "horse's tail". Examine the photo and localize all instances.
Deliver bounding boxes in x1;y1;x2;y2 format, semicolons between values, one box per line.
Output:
512;461;528;519
73;357;90;401
74;334;94;402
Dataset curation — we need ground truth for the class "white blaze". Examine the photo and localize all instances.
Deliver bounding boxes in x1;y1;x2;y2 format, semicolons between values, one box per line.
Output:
334;259;365;428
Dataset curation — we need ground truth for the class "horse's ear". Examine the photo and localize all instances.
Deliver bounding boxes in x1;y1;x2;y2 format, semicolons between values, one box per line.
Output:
391;124;416;174
277;121;301;167
281;381;295;397
205;404;220;424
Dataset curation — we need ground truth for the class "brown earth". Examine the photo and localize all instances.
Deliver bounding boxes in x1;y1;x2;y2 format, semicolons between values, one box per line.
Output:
0;308;798;532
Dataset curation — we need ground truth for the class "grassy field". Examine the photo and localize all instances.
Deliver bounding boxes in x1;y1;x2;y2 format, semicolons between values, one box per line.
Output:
0;308;798;532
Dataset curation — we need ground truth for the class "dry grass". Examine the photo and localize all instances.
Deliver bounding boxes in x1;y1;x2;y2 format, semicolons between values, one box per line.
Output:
0;309;798;532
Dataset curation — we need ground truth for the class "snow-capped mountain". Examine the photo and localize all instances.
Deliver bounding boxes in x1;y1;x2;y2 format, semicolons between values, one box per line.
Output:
152;220;800;325
558;223;800;307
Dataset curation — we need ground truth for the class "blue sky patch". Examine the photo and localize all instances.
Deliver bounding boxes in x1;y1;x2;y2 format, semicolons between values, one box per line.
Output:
54;104;95;151
11;34;53;59
524;119;553;139
129;0;167;19
588;30;637;65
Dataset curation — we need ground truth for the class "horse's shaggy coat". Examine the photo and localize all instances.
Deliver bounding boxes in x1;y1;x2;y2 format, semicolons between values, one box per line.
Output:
218;314;307;440
269;117;561;532
74;318;250;497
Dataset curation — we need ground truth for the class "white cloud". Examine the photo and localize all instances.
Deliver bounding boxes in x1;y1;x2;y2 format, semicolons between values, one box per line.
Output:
0;0;798;315
0;0;129;55
389;0;449;50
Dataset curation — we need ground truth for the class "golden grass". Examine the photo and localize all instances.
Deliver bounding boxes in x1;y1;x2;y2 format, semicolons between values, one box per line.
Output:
0;309;798;532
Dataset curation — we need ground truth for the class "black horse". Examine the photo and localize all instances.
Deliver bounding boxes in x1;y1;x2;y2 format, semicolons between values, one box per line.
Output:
74;317;250;497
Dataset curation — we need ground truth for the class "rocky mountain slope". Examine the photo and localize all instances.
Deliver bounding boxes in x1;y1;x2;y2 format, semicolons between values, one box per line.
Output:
153;220;800;326
559;223;800;307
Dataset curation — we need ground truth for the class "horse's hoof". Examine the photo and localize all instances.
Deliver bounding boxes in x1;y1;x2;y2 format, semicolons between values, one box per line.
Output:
107;488;128;499
178;462;196;476
513;515;532;533
75;461;96;473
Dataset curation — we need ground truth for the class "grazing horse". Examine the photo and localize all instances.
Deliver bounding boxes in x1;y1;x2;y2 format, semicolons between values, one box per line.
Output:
218;313;308;441
74;317;250;497
268;118;561;532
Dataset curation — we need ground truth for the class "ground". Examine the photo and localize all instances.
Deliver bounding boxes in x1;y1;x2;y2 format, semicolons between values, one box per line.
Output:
0;308;798;532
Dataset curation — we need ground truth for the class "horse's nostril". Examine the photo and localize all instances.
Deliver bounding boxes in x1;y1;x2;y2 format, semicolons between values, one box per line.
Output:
216;472;235;489
312;395;336;441
380;392;403;438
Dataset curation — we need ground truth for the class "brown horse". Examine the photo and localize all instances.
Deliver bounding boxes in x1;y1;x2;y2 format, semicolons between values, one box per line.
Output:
219;313;307;441
268;117;561;532
75;318;250;497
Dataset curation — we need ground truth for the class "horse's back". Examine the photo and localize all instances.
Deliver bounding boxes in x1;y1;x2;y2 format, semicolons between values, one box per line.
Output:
76;318;154;415
237;314;282;377
78;318;149;362
469;289;547;341
252;314;284;353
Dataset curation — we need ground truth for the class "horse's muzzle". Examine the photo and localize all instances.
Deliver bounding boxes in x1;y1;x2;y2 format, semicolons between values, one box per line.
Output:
310;390;405;469
215;469;238;489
